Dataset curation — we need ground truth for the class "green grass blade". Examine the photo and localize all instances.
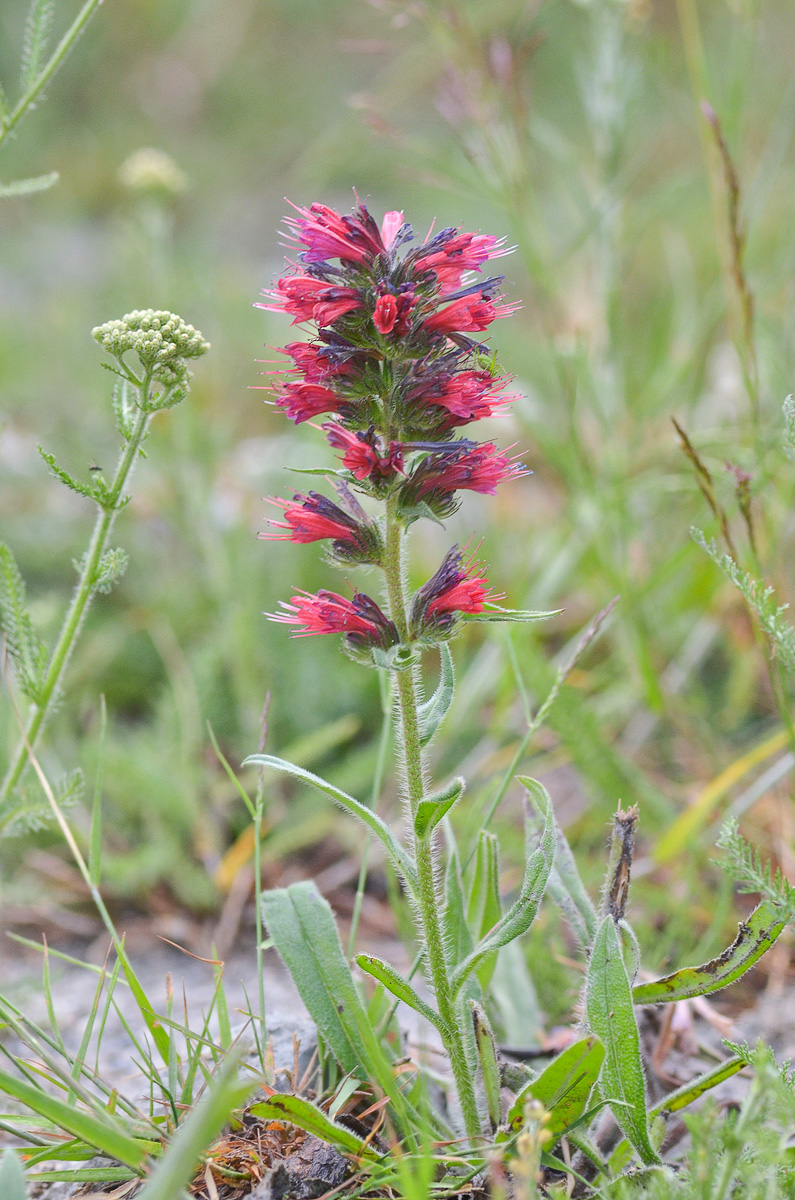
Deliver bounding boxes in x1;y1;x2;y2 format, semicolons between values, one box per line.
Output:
0;1068;149;1171
586;916;660;1166
632;901;788;1005
89;694;107;886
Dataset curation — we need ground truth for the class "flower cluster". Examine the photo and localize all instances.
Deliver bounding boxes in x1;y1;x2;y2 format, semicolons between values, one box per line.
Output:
259;200;524;659
92;310;210;392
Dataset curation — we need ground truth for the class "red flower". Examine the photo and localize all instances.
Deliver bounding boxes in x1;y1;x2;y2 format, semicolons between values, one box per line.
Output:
410;546;496;635
284;201;386;266
373;294;398;335
380;210;405;249
424;293;518;335
276;381;344;423
280;342;343;384
258;276;362;327
414;231;510;293
407;441;526;503
261;491;374;561
324;422;404;481
269;589;398;650
428;370;513;426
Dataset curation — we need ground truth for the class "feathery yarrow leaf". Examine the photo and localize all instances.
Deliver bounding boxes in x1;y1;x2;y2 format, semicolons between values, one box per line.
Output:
716;818;795;913
38;446;109;506
0;543;48;703
784;395;795;465
19;0;55;92
693;528;795;676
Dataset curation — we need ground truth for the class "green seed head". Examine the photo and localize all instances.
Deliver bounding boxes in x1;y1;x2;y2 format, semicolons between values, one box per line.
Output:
92;310;209;387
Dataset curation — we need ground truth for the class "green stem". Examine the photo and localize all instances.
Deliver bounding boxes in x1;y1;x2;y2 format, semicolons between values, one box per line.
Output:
347;669;392;957
383;495;482;1142
0;378;152;815
0;0;105;151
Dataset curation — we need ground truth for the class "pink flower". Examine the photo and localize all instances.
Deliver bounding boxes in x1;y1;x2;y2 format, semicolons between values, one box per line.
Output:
258;276;362;327
261;492;372;557
424;293;518;335
380;210;405;249
373;294;398;335
269;589;398;650
414;231;510;292
284;201;386;265
428;370;513;426
410;546;497;635
275;381;344;423
281;342;343;384
407;441;526;501
324;422;404;481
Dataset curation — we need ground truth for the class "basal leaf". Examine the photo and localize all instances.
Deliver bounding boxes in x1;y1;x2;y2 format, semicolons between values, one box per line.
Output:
466;832;502;991
632;900;787;1006
249;1094;381;1160
585;916;660;1165
470;1001;502;1133
505;1036;604;1146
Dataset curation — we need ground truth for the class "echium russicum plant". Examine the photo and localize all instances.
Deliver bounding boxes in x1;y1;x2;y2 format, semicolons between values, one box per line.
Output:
246;200;795;1179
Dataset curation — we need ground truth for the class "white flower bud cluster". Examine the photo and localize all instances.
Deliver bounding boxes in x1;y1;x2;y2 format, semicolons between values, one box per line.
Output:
92;310;209;372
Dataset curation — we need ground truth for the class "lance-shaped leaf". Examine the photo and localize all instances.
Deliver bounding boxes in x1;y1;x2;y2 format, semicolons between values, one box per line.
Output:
417;642;455;747
632;900;788;1006
467;831;502;991
451;785;554;996
245;755;417;894
463;604;562;624
443;843;473;968
586;916;660;1165
469;1000;502;1133
504;1036;605;1146
249;1094;381;1161
414;777;464;842
261;883;375;1076
525;779;596;949
0;172;59;199
356;954;445;1034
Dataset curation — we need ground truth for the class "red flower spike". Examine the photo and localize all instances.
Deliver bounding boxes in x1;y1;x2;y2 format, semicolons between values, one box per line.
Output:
324;422;404;482
406;441;527;502
269;589;399;650
275;381;344;423
414;231;510;293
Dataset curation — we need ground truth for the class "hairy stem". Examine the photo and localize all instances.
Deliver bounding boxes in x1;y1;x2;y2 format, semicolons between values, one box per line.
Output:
0;378;152;815
383;494;482;1142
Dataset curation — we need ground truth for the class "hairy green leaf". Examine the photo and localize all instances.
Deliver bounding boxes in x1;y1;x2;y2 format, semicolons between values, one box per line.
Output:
250;1094;381;1160
356;954;444;1033
38;447;108;505
244;754;417;892
417;642;455;747
413;777;463;842
0;543;48;703
470;1001;502;1133
467;831;502;991
505;1036;605;1146
0;1150;28;1200
633;900;788;1006
463;604;562;624
451;783;554;996
586;916;660;1165
261;882;375;1075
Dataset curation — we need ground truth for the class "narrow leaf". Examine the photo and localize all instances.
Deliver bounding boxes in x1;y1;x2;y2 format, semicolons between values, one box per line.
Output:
413;777;463;841
356;954;444;1033
249;1094;381;1160
463;605;562;624
470;1001;502;1133
586;916;660;1165
505;1036;604;1146
244;755;417;892
418;642;454;747
0;1068;147;1171
466;831;502;991
632;900;788;1006
0;172;59;198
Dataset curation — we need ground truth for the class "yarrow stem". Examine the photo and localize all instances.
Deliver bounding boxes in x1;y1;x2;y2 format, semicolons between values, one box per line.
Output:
0;312;208;816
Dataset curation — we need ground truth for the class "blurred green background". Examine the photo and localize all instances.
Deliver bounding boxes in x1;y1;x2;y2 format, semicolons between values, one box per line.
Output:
1;0;794;987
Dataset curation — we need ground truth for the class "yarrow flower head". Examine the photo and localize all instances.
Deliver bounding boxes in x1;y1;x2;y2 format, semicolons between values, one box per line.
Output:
257;198;527;663
92;310;209;394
